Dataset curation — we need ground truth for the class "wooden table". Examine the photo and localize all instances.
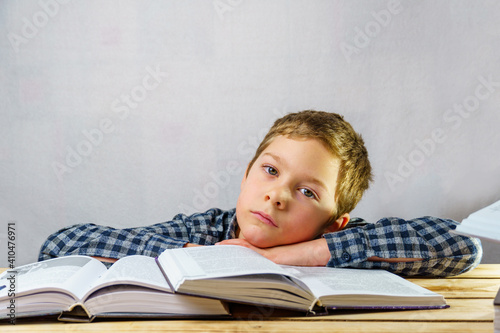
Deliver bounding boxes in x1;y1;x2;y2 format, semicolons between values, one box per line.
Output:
1;264;499;332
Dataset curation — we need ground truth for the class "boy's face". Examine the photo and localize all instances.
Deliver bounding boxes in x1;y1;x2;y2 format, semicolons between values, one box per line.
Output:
236;135;347;248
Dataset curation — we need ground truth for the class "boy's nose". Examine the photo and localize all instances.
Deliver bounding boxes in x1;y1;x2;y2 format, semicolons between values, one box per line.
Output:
265;187;290;209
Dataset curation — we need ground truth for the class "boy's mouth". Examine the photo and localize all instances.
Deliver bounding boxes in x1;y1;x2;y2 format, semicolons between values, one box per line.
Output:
251;211;278;228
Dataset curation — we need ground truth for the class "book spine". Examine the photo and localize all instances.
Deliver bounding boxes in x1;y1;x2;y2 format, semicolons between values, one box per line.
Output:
58;303;93;322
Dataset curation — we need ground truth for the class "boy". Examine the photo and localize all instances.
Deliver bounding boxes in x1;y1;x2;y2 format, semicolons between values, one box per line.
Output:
39;110;482;276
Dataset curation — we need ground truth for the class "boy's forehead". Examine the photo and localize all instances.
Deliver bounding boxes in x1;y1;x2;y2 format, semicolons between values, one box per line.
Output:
263;135;337;161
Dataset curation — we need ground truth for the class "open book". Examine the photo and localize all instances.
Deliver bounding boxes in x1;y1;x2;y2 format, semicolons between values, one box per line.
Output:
453;200;500;243
156;245;446;312
1;245;447;322
0;255;228;322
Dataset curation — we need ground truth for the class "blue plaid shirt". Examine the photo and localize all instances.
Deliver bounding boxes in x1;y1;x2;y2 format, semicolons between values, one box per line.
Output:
38;208;482;277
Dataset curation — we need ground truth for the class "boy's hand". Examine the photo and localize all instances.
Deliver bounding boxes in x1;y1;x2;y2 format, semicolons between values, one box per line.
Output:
216;238;331;266
91;256;118;263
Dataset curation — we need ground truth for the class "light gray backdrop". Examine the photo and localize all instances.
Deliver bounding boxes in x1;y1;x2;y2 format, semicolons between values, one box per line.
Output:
1;0;499;266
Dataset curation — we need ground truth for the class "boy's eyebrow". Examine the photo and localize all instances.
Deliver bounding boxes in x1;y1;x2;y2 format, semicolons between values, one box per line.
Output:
263;152;285;167
262;152;330;194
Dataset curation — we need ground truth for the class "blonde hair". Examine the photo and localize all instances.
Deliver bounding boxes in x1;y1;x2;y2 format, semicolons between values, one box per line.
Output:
247;110;372;224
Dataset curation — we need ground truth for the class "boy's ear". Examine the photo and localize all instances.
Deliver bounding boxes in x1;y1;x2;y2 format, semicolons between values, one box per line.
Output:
324;213;350;233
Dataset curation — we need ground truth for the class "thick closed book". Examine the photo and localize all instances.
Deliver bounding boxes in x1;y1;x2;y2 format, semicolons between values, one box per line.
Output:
157;245;448;313
454;200;500;243
0;255;229;322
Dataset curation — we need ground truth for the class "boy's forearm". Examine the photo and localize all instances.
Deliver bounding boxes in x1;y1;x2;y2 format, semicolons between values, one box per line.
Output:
322;216;482;276
289;239;423;266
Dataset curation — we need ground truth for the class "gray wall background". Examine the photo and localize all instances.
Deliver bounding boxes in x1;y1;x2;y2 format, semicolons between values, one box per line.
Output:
1;0;499;266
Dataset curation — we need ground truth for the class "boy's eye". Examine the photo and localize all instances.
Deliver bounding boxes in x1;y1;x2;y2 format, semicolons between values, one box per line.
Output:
300;188;317;199
264;166;278;176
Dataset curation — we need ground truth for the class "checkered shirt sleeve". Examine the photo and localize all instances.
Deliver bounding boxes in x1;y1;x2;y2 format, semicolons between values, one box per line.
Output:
38;208;236;263
323;216;483;277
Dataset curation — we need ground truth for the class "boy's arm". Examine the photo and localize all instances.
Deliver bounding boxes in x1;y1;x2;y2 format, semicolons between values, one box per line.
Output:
219;216;482;277
38;208;232;263
38;222;190;264
217;238;423;266
322;216;482;276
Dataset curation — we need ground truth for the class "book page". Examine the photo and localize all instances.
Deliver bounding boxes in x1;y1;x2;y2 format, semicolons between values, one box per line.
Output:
455;221;500;241
0;256;106;301
282;266;437;298
158;245;288;289
83;255;172;300
455;200;500;242
84;285;229;316
469;200;500;221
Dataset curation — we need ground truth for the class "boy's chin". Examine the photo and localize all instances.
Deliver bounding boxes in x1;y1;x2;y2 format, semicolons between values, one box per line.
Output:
239;228;279;249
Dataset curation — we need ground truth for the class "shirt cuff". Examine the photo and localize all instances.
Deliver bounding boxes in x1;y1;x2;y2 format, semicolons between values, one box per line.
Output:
322;227;374;267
